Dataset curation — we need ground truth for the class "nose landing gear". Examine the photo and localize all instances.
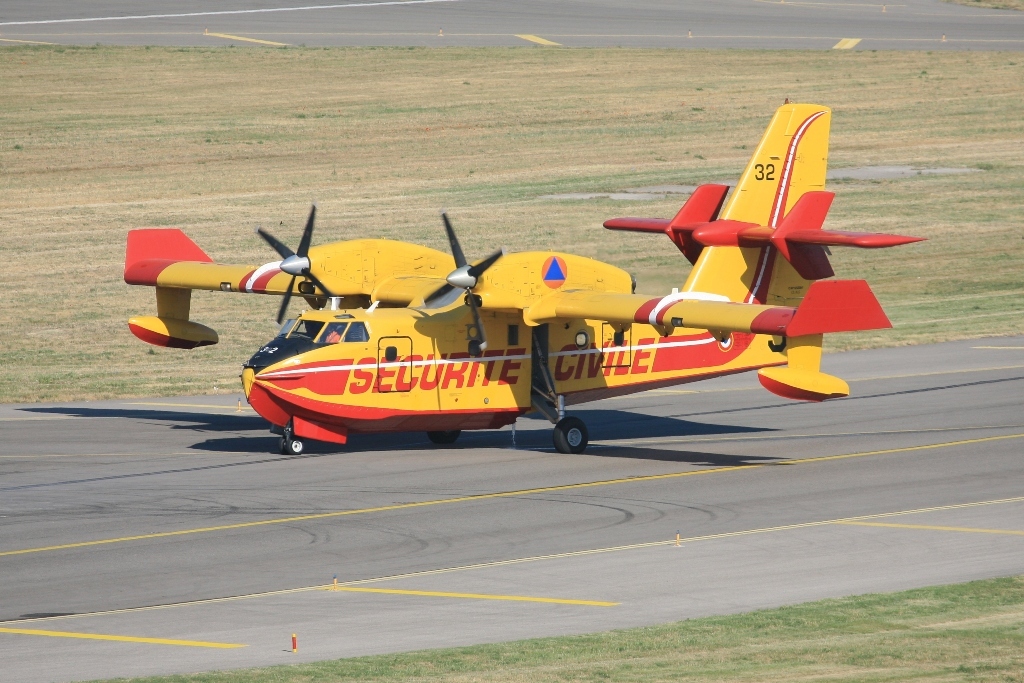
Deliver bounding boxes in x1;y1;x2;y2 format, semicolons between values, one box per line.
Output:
279;424;304;455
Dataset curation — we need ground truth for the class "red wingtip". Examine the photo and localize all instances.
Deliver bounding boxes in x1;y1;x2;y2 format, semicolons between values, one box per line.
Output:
787;280;891;337
125;229;213;286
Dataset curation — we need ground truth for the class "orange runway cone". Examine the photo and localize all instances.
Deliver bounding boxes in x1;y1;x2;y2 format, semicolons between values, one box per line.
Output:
292;633;297;653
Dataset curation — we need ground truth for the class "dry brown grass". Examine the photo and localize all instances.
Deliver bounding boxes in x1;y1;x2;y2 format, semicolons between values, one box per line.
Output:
946;0;1024;10
1;47;1022;402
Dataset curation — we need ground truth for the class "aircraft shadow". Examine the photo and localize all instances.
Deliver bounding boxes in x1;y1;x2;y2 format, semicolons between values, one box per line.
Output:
22;405;776;464
22;406;265;433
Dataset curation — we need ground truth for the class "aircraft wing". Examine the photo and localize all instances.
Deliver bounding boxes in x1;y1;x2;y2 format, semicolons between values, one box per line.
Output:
526;279;893;338
125;229;323;295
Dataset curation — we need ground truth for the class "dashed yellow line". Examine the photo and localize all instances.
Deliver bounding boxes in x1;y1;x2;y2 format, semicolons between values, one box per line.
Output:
330;586;616;606
833;38;862;49
0;627;244;648
515;34;561;46
203;30;288;46
0;37;55;44
3;431;1023;559
837;521;1024;536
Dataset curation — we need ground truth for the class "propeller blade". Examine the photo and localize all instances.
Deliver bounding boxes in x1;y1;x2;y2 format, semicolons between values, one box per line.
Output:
466;289;487;355
276;276;296;324
467;248;504;279
257;227;295;260
423;282;455;306
302;269;335;298
441;212;468;268
296;204;317;258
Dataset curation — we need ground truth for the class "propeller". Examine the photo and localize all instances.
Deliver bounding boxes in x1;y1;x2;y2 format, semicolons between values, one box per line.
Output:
256;204;335;324
424;212;503;357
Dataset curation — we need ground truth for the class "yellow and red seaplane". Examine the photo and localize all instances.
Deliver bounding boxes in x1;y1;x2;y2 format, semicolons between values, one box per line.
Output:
125;103;922;455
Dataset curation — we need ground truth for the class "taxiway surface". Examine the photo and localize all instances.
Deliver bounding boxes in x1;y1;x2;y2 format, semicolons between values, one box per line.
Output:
1;337;1022;681
1;0;1023;50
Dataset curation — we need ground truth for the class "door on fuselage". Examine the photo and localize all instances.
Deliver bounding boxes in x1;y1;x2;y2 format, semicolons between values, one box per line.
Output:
376;336;413;393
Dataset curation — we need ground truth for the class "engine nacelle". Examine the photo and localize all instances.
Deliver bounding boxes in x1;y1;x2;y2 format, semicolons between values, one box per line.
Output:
128;316;218;349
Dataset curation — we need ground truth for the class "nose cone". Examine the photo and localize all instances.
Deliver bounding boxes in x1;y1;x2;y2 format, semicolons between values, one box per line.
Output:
280;254;311;276
446;265;476;289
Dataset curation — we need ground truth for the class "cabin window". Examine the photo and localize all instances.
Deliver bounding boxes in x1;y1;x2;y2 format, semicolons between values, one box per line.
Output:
508;324;519;346
344;321;370;343
320;322;348;344
289;320;325;341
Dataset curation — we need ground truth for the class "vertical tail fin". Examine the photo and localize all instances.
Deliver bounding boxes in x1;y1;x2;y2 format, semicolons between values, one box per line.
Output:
682;104;831;304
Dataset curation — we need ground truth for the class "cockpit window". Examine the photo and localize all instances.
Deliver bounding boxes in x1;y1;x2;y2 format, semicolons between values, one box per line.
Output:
276;319;296;337
319;322;348;344
288;320;325;341
343;321;370;342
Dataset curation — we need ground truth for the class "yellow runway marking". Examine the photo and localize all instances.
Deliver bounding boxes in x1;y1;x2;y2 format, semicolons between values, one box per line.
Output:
125;402;253;411
850;364;1024;382
0;37;55;44
593;424;1024;449
837;521;1024;536
202;30;288;46
3;432;1023;559
0;627;244;648
515;34;562;46
833;38;862;49
8;495;1023;626
330;586;616;606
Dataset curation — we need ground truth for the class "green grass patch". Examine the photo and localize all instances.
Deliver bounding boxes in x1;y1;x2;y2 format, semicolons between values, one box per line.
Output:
93;575;1024;682
1;47;1022;401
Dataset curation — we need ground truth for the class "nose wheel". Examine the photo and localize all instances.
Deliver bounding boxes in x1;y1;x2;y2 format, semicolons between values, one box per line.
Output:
552;416;588;454
279;426;304;455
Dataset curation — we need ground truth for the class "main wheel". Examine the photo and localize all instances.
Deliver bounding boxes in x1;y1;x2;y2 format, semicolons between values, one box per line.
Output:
427;430;461;445
552;416;588;454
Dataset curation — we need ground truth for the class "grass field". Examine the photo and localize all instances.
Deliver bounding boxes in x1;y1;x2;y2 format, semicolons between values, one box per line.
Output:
94;575;1024;683
1;47;1022;402
948;0;1024;10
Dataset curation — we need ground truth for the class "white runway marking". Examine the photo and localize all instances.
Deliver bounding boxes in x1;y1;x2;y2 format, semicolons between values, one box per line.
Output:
0;0;458;27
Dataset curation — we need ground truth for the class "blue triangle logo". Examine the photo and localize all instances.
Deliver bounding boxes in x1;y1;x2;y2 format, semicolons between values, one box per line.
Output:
544;259;565;281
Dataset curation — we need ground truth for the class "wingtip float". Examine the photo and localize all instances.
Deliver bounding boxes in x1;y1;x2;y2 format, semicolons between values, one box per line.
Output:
125;102;924;454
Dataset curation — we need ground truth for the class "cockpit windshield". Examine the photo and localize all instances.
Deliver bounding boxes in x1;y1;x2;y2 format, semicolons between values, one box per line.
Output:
320;322;348;344
276;319;296;337
288;320;325;341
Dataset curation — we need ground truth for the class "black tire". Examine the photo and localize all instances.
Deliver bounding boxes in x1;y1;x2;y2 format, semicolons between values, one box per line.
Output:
281;432;304;455
552;416;588;454
279;436;290;455
427;430;461;445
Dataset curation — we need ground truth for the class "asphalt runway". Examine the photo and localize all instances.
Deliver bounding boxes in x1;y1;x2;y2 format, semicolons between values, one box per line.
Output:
2;0;1023;50
1;336;1023;681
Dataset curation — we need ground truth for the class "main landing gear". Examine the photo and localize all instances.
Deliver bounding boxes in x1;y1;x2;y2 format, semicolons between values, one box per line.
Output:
552;416;588;454
427;430;461;445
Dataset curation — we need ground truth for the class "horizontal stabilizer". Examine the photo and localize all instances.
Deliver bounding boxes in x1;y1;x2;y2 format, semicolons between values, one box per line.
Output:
604;184;730;264
606;189;923;278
